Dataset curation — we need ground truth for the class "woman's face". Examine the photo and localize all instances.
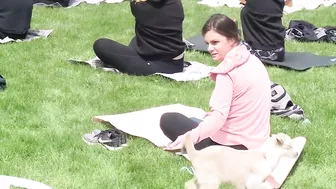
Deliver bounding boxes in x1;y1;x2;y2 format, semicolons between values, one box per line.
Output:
204;30;236;61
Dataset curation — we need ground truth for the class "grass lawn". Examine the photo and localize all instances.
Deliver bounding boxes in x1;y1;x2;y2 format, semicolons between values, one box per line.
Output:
0;1;335;188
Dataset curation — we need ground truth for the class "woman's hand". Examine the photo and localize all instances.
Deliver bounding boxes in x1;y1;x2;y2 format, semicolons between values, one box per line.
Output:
163;135;185;151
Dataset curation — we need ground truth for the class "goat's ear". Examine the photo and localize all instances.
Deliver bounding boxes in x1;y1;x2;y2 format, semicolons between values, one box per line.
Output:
275;135;284;145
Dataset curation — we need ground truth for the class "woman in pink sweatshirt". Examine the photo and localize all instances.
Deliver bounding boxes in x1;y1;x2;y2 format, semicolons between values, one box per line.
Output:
160;14;271;151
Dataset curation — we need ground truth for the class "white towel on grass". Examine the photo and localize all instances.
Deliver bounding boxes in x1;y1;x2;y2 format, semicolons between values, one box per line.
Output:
0;175;52;189
196;0;335;14
68;57;213;82
34;0;125;8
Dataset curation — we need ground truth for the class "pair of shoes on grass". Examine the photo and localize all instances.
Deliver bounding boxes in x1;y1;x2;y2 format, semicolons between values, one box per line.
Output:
83;128;127;151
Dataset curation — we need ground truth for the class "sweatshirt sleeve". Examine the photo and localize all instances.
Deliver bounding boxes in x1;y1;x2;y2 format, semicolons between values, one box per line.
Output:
188;73;233;143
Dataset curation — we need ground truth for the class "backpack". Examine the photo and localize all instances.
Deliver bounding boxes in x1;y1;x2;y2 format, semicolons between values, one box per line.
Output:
270;82;304;120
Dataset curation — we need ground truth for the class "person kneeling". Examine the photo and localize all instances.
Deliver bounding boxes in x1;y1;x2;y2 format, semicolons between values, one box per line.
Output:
240;0;290;62
0;0;33;40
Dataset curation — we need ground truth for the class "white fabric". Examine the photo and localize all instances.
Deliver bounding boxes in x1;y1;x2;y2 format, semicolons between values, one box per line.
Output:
196;0;335;14
68;57;213;82
197;0;242;8
0;175;52;189
93;103;306;188
283;0;336;14
34;0;125;8
93;104;206;147
0;30;53;44
155;61;213;82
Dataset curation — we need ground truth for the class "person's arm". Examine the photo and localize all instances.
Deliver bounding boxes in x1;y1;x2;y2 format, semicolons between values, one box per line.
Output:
285;0;293;7
187;73;233;143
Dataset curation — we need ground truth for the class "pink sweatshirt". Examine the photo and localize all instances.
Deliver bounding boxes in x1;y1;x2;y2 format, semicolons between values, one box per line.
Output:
189;45;271;149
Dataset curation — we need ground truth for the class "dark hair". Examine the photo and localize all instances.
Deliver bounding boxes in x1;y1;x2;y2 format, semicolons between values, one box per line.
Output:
202;13;240;42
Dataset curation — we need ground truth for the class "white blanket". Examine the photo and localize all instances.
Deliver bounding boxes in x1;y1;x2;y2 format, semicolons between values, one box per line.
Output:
93;104;306;188
283;0;336;14
197;0;335;14
0;30;53;44
0;175;52;189
68;57;213;81
34;0;125;8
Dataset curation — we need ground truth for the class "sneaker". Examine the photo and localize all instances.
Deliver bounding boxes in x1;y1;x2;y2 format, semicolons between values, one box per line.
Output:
112;128;127;147
82;129;103;145
83;129;114;145
98;131;123;151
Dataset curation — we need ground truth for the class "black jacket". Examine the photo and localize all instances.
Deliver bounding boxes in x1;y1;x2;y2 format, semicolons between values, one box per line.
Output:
130;0;185;61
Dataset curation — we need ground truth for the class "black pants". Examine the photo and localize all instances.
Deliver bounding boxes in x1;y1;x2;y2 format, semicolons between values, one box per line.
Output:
159;112;248;151
0;31;28;40
93;38;184;76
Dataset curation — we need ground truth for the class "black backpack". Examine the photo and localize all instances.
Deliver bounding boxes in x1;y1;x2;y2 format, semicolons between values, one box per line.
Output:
286;20;318;42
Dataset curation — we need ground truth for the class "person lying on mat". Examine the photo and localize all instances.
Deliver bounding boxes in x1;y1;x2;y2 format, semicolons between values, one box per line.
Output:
160;14;271;151
0;0;34;40
240;0;290;62
93;0;185;76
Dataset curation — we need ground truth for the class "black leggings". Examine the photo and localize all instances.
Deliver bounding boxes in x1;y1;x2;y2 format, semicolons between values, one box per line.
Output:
0;31;28;40
93;37;184;76
159;112;248;151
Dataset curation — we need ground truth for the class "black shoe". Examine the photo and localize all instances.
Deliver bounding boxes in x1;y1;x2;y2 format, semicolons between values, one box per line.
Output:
98;130;123;151
112;128;127;147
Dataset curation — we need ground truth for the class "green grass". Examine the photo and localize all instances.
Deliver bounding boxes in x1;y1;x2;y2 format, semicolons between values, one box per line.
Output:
0;1;335;188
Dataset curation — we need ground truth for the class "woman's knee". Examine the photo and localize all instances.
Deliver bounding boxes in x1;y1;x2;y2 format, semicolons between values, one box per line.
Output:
159;112;178;131
93;38;108;54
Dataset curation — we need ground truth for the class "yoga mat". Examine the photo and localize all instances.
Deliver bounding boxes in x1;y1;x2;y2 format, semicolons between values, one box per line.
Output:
185;35;336;71
92;104;306;188
262;52;336;71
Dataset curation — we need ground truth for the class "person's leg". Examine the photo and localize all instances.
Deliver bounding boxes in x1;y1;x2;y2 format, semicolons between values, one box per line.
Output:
93;38;183;75
253;47;285;62
128;36;184;74
3;32;28;40
0;32;6;40
196;139;248;150
160;112;248;150
160;112;198;142
93;38;158;75
0;31;28;40
241;41;285;62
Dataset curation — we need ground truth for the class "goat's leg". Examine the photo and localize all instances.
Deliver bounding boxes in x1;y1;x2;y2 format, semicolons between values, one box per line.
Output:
233;182;247;189
197;182;220;189
185;178;197;189
256;182;273;189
